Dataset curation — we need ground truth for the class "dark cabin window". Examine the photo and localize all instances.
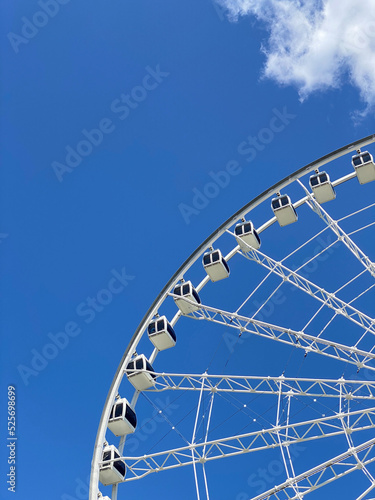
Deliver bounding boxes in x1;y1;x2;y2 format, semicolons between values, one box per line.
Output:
353;156;362;166
183;284;190;295
148;321;156;335
192;289;201;304
114;459;125;477
362;153;372;163
110;405;115;419
212;251;220;262
223;258;230;273
113;451;126;477
103;451;111;463
203;254;211;265
157;319;164;331
174;286;181;296
125;405;137;428
127;361;135;371
310;175;319;186
281;196;289;206
320;173;328;183
167;324;177;342
136;358;144;370
235;225;243;236
244;222;251;233
272;199;280;210
145;360;156;378
115;403;123;418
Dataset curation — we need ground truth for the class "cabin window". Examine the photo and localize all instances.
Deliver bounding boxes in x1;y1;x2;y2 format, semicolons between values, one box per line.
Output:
114;459;125;477
114;403;123;418
244;222;251;233
103;450;111;463
212;252;220;262
310;176;319;186
353;156;362;166
272;199;280;209
125;405;137;428
362;153;372;163
223;259;230;273
320;173;328;183
167;324;177;341
113;451;125;476
192;289;201;304
157;319;164;331
174;286;181;296
145;360;156;378
183;284;190;295
148;322;156;335
203;254;211;265
281;196;289;206
127;361;135;371
235;225;242;236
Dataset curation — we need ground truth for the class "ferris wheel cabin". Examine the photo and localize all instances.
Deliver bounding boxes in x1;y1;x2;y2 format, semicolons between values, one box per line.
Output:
99;444;126;485
271;194;298;226
173;281;201;314
126;354;156;391
352;151;375;184
147;316;176;351
108;397;137;436
202;249;230;282
309;171;336;204
234;220;261;251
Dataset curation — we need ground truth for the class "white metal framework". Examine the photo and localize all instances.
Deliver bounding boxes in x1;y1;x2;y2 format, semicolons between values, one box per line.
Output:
90;135;375;500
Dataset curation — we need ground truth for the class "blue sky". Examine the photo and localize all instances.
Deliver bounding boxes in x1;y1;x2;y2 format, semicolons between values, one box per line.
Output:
1;1;375;499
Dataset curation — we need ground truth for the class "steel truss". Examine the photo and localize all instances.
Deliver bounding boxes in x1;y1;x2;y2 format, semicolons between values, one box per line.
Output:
114;407;375;482
149;372;375;400
251;437;375;500
169;296;375;370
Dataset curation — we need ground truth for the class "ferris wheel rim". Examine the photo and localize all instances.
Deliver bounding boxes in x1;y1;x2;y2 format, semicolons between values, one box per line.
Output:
89;133;375;500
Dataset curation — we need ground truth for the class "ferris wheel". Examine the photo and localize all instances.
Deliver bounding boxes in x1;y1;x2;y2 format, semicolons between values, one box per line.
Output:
89;134;375;500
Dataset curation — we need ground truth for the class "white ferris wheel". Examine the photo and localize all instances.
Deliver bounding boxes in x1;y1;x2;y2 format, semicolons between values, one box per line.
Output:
89;134;375;500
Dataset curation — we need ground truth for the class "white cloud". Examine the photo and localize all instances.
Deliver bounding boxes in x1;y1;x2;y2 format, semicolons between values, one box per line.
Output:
217;0;375;114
